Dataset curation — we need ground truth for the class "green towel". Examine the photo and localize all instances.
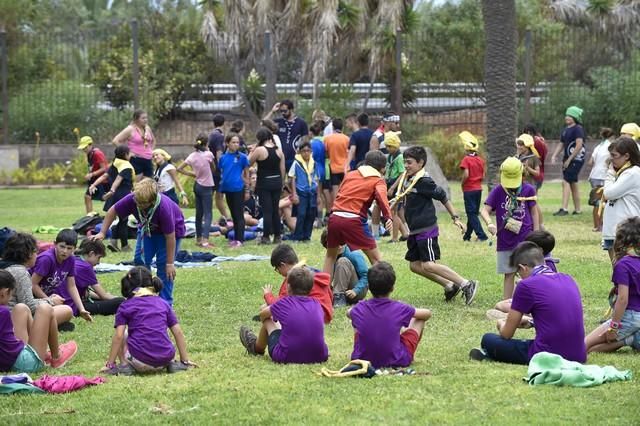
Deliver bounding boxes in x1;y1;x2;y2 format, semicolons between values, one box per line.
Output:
526;352;632;387
32;226;62;234
0;383;45;394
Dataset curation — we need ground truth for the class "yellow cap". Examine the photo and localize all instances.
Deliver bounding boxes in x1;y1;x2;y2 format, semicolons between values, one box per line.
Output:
152;148;172;161
77;136;93;150
459;131;478;151
384;131;401;149
517;133;540;158
500;157;523;189
620;123;640;141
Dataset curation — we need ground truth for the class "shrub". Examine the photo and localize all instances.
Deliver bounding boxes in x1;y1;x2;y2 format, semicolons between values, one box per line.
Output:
3;153;88;185
417;130;486;180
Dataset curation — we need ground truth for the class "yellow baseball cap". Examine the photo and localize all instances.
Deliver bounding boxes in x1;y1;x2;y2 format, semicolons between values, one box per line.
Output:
620;123;640;141
152;148;172;161
459;131;478;151
516;133;540;158
384;131;401;149
500;157;523;188
77;136;93;150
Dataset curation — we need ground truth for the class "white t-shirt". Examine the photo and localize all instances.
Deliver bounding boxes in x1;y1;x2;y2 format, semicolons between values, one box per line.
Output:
589;139;611;181
156;163;177;193
273;134;283;151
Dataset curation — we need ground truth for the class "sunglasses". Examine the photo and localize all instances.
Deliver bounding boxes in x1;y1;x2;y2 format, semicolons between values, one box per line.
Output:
279;109;289;114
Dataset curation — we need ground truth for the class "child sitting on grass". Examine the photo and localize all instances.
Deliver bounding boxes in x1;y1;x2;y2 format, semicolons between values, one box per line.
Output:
480;157;539;300
469;241;586;365
347;262;431;369
394;146;478;304
263;244;333;323
585;217;640;353
101;267;197;375
0;270;78;372
240;266;329;364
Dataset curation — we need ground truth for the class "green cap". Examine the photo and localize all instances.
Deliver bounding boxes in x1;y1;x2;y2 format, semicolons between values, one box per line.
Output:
565;106;583;122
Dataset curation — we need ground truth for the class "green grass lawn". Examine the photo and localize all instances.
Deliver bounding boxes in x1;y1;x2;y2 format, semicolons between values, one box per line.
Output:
0;182;638;425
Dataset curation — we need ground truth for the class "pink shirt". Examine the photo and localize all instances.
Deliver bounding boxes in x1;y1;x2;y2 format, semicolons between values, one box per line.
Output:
128;126;153;159
185;150;215;187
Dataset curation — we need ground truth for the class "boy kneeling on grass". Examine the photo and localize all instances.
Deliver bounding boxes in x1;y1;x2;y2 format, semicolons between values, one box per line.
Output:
240;266;329;364
347;262;431;369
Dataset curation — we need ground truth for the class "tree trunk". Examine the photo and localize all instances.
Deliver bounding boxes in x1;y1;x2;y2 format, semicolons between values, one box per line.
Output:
481;0;517;187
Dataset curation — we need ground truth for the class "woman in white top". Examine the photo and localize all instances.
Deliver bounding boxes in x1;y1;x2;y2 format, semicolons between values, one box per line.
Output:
588;128;614;232
152;149;188;206
601;136;640;262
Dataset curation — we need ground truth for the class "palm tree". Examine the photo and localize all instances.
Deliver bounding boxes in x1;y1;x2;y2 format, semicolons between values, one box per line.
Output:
481;0;517;185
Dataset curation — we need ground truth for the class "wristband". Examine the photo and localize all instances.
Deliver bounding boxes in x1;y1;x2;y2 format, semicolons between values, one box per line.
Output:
451;215;460;221
610;320;622;330
166;263;175;266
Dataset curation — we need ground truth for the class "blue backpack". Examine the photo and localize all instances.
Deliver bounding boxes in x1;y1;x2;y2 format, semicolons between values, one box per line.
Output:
0;227;16;257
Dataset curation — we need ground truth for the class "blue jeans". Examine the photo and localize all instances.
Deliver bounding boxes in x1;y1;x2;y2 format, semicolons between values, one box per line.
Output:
134;228;145;266
481;333;531;365
291;191;317;240
463;190;487;241
194;183;214;239
143;234;181;305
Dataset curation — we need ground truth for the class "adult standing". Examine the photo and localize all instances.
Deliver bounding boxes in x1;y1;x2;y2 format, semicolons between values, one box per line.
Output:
249;128;285;245
324;118;350;194
601;137;640;262
370;112;400;152
346;113;374;171
78;136;108;214
263;100;308;171
551;106;586;216
208;113;231;223
112;109;156;180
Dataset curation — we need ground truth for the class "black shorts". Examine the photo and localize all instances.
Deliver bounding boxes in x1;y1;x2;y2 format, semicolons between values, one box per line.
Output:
130;156;153;177
562;160;584;183
321;179;332;191
330;173;345;186
85;183;107;200
405;236;441;262
267;329;282;357
213;174;222;191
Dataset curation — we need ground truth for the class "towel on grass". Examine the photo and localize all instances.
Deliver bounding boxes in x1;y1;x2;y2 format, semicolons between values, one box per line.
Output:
95;254;269;273
33;375;106;393
526;352;632;387
0;373;45;395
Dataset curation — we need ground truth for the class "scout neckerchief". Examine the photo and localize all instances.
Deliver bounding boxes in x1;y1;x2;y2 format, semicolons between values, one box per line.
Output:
504;186;537;218
113;158;134;173
390;168;426;207
294;154;315;186
137;194;161;237
599;161;632;215
133;287;157;297
153;160;170;183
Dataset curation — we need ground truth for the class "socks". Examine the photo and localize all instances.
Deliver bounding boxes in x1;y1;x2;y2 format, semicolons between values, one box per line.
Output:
460;280;470;288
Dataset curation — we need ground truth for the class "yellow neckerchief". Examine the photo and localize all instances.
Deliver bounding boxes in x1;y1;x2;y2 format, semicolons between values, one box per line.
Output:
599;161;634;216
358;165;381;178
390;169;426;207
113;158;134;173
133;287;157;297
615;161;632;181
294;154;315;186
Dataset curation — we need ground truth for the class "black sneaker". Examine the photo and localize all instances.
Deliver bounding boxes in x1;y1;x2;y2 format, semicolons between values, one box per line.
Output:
251;314;261;322
167;361;189;374
461;280;479;305
273;236;282;245
444;284;461;302
469;348;488;361
218;217;228;227
572;211;582;215
58;321;75;332
258;237;271;245
552;209;568;216
117;363;136;376
239;326;258;355
333;293;347;308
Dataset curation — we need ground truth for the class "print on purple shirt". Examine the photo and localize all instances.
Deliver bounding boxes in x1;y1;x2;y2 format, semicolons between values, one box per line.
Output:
485;184;536;251
30;248;75;296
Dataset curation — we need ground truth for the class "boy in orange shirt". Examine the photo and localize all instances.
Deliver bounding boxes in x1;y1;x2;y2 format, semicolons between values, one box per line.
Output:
322;150;393;277
324;118;350;196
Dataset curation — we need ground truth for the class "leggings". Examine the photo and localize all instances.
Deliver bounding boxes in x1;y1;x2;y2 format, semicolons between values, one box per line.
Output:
257;187;282;239
194;182;214;239
115;217;129;248
225;191;245;242
83;297;125;316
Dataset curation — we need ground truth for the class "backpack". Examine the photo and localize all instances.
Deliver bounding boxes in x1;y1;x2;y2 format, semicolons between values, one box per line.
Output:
0;227;16;256
72;213;103;235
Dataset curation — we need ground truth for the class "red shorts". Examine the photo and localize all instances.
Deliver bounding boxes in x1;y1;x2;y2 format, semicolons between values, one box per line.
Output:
400;329;420;358
327;214;376;251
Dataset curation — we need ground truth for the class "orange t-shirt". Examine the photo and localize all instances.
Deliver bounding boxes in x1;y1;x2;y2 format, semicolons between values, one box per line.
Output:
324;132;350;174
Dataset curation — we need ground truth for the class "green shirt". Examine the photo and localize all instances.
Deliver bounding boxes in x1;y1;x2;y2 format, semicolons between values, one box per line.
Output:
385;152;405;181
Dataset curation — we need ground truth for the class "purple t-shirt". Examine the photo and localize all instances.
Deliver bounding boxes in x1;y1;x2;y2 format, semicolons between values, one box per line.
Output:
30;248;75;296
114;296;178;367
511;272;586;363
485;183;536;251
612;255;640;312
58;257;96;315
544;254;558;273
114;193;185;239
0;305;25;372
350;298;416;368
270;296;328;364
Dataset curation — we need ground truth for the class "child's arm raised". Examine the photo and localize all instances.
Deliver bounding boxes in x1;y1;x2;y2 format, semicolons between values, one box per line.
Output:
497;309;523;339
100;325;126;371
170;323;198;367
414;308;432;321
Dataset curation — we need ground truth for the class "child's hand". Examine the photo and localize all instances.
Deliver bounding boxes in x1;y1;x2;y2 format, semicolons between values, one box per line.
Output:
384;219;393;232
49;294;65;306
291;194;299;205
79;310;93;322
181;360;199;368
487;224;497;236
496;319;505;332
262;284;272;295
166;264;176;281
453;219;466;233
345;290;357;300
602;327;618;343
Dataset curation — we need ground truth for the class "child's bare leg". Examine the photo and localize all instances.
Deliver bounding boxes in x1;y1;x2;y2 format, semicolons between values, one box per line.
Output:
407;314;430;337
84;194;93;214
585;322;609;352
323;188;333;215
421;261;466;286
323;246;340;275
503;273;516;299
10;303;31;344
398;207;409;238
255;319;281;355
495;299;512;313
29;304;56;360
362;247;382;265
570;182;581;212
589;341;624;353
409;261;451;288
391;207;400;241
371;205;381;238
47;309;60;359
54;305;73;325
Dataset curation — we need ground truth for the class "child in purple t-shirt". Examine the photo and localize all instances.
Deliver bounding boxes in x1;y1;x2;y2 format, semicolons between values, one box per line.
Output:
0;270;78;372
94;178;185;305
347;262;431;369
470;242;586;365
481;157;539;300
585;217;640;353
239;266;329;364
31;229;93;329
101;267;197;375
